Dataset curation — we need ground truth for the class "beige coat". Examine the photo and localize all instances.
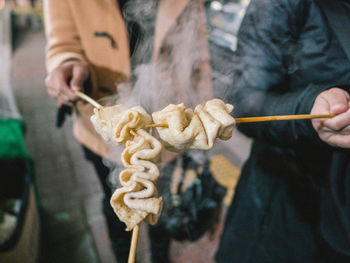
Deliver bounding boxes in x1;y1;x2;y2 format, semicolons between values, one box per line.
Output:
44;0;212;158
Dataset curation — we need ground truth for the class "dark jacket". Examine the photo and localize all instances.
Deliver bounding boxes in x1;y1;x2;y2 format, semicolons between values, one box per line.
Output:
216;0;350;262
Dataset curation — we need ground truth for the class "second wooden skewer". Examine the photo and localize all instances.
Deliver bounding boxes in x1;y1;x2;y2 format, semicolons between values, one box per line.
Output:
127;128;154;263
145;113;337;128
128;224;140;263
234;113;336;123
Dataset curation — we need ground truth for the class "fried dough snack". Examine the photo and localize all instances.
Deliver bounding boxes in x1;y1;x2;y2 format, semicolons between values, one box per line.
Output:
152;99;235;151
91;106;162;230
111;129;162;230
91;105;152;144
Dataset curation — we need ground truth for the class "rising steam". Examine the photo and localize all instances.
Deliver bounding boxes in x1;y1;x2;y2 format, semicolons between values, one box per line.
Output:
104;0;215;190
109;0;212;113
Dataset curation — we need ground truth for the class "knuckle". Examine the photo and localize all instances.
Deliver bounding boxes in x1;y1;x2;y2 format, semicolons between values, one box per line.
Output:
331;122;342;131
44;76;51;86
52;66;62;74
328;87;338;93
323;87;339;98
78;64;88;74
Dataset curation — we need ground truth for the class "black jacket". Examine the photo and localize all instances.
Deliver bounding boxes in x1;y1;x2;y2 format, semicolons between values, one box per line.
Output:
216;0;350;262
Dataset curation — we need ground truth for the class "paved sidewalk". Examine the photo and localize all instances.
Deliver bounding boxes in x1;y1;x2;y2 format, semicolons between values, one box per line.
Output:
11;29;115;263
10;29;251;263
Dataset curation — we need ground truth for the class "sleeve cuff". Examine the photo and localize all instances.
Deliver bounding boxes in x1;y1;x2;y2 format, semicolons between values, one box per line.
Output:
46;52;86;73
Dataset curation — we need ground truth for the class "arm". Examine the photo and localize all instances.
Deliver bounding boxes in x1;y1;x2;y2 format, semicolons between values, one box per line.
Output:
44;0;86;72
228;0;322;146
43;0;90;106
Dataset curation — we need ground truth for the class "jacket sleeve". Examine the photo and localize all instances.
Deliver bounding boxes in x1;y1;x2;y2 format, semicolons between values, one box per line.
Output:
227;0;325;147
43;0;87;72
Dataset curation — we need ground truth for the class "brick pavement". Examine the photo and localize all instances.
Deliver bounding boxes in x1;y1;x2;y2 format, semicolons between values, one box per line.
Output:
10;29;251;263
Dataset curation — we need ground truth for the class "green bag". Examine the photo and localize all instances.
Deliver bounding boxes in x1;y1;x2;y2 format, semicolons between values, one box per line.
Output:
0;119;28;160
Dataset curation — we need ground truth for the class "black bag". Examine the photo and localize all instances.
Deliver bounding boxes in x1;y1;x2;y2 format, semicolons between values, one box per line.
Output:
158;152;226;242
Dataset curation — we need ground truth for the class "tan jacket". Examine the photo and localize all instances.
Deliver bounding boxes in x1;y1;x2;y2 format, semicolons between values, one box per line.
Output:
44;0;212;158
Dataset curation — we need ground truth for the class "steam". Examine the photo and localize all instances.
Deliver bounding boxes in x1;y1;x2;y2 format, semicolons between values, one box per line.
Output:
110;0;212;113
104;0;213;191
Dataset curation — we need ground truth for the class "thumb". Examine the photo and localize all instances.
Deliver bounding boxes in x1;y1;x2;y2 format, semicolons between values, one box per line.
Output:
70;64;89;92
329;90;350;114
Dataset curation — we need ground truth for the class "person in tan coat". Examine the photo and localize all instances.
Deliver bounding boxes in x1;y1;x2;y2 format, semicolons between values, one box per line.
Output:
43;0;213;262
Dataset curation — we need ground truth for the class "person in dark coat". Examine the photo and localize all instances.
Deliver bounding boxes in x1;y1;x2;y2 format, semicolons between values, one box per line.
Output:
215;0;350;262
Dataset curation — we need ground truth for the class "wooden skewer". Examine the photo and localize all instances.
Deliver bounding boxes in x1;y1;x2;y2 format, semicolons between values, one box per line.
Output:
146;123;169;128
127;128;154;262
145;114;337;128
72;93;336;126
75;91;103;109
130;130;138;137
128;224;140;263
235;113;336;123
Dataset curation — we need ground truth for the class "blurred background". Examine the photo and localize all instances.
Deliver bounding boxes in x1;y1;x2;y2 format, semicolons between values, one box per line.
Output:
0;0;252;262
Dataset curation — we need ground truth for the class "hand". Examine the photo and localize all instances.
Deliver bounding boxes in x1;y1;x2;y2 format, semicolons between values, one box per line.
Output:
45;60;90;106
311;87;350;148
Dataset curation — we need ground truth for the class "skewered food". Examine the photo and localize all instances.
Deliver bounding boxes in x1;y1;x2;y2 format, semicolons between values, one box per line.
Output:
91;106;162;230
90;98;234;229
152;99;235;151
91;105;152;144
111;129;162;230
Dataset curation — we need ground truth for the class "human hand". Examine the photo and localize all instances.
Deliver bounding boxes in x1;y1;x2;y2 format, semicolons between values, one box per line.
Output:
311;87;350;148
45;60;90;106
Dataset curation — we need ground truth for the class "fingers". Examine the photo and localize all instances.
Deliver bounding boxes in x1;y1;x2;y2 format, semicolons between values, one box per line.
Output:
70;63;90;92
324;108;350;132
311;88;349;115
311;88;350;148
311;88;349;128
321;88;349;114
311;94;331;132
319;88;350;131
319;126;350;148
45;61;89;106
45;69;73;105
